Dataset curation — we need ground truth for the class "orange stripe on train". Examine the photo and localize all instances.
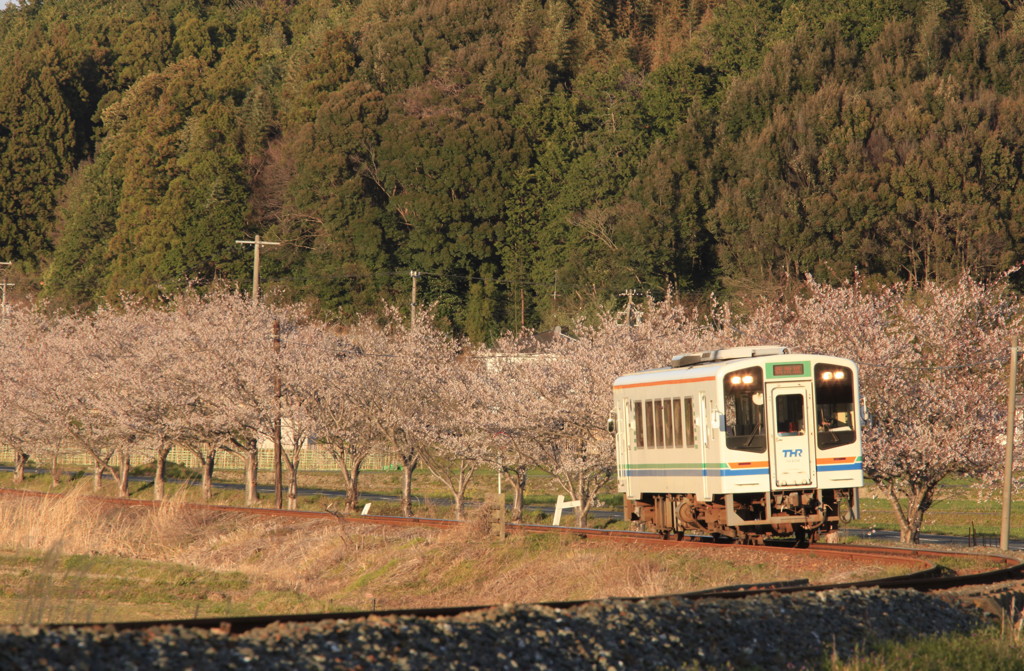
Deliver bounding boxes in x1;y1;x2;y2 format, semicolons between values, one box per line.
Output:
613;376;716;390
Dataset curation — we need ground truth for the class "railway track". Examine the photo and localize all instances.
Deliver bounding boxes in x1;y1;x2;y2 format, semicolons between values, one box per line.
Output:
2;487;1022;636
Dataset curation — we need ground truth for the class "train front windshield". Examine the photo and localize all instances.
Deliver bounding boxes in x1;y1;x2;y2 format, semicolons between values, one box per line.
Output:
814;363;857;448
723;366;766;451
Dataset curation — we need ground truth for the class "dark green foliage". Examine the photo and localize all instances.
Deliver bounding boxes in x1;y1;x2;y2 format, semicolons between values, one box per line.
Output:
0;0;1021;336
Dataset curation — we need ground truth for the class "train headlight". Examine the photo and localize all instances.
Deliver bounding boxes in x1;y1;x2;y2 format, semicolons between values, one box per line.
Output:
821;371;834;381
730;375;742;385
741;374;754;384
834;370;845;380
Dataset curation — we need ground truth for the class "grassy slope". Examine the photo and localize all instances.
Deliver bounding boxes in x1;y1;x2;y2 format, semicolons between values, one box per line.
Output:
0;487;906;626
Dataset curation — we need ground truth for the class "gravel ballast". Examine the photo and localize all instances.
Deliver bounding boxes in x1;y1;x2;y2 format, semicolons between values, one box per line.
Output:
0;588;987;670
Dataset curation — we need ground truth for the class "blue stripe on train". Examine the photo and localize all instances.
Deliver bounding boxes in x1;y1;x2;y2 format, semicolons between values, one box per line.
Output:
624;468;770;477
624;463;862;477
817;463;863;472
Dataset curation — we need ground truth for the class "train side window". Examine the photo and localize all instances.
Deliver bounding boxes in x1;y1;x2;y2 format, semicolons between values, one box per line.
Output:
671;399;683;448
645;400;656;448
683;398;695;448
659;401;667;448
653;400;666;447
814;364;857;448
633;401;644;449
723;366;766;452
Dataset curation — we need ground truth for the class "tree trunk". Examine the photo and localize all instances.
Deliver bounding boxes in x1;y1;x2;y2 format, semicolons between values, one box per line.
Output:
286;452;298;511
574;474;591;529
13;450;27;485
885;482;933;545
899;525;919;544
449;466;476;521
400;455;417;517
284;441;302;511
153;443;171;501
50;453;60;487
452;489;465;521
287;478;297;510
201;445;216;501
93;458;103;491
876;477;937;544
117;451;131;498
343;457;365;514
505;466;528;523
244;447;260;505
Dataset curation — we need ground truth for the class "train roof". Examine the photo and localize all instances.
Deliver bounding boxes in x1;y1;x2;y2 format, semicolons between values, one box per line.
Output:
669;346;790;368
612;347;856;389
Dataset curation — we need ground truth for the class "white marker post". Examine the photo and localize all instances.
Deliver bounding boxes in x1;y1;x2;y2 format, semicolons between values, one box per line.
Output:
552;494;582;526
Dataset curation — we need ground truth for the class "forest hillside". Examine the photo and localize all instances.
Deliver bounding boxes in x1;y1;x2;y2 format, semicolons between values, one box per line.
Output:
0;0;1021;337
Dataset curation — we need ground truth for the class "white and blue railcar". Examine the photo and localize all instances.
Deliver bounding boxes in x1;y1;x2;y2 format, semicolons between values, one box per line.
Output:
611;346;863;542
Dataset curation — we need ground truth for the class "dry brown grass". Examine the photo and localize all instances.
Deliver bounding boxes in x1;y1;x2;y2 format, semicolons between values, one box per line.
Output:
0;490;900;623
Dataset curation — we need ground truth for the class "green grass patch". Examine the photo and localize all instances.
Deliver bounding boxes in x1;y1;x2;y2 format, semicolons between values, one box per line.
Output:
824;627;1024;670
349;559;400;592
0;548;258;624
850;493;1024;540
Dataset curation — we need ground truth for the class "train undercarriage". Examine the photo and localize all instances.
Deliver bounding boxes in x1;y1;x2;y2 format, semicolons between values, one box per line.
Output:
626;487;860;544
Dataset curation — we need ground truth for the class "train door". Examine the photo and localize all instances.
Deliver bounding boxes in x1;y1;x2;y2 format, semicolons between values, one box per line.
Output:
619;398;636;496
699;391;710;500
613;399;627;492
767;382;816;488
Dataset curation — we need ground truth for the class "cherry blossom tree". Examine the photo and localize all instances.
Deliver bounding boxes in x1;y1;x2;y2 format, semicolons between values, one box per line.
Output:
275;320;338;510
292;323;375;514
166;291;306;506
159;292;235;500
456;346;540;523
0;309;53;484
405;327;481;520
39;312;140;495
337;306;467;517
75;302;192;501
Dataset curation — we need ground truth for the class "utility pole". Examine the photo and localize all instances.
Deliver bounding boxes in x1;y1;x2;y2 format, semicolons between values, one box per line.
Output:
410;270;421;326
519;287;525;331
0;261;11;318
1001;336;1018;551
235;235;281;304
619;289;637;326
273;319;283;510
0;281;15;319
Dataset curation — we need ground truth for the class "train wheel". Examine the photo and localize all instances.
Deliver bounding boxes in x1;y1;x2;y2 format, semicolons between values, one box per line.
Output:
736;531;765;546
